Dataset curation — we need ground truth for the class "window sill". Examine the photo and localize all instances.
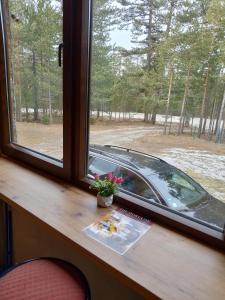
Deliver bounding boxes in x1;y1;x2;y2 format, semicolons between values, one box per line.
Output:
0;157;225;300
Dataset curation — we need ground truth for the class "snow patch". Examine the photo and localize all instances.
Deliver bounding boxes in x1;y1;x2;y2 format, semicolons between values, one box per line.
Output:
158;148;225;181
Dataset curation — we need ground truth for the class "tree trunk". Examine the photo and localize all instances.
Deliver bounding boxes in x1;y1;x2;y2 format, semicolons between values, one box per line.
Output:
25;106;29;122
211;118;216;140
191;115;194;136
208;97;217;140
147;1;153;70
216;86;225;143
202;116;207;135
48;58;52;124
178;67;190;135
151;111;156;125
166;0;175;36
143;97;149;122
214;104;220;135
144;112;150;122
169;114;173;134
101;100;104;119
202;96;210;135
32;50;38;121
164;65;173;134
184;116;190;127
198;67;209;138
221;119;225;143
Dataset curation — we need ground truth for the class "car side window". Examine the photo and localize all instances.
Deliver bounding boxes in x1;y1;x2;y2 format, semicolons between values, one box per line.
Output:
115;167;158;202
88;156;159;203
88;156;118;177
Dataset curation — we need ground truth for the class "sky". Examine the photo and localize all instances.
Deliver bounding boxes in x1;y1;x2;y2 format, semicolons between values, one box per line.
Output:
109;0;133;50
110;28;132;49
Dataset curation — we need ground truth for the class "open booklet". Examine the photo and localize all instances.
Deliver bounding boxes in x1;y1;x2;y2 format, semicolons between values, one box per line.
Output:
83;208;151;255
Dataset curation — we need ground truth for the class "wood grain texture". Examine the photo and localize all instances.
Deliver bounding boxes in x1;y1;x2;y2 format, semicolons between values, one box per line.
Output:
0;157;225;300
0;201;6;266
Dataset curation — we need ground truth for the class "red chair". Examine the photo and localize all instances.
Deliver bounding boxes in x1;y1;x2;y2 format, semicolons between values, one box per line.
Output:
0;258;91;300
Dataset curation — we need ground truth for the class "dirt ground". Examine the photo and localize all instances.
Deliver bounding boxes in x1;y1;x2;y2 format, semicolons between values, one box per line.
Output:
16;121;225;201
90;120;225;154
16;122;63;159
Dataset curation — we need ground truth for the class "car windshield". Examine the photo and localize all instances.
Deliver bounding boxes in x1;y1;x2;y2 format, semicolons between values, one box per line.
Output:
149;166;207;210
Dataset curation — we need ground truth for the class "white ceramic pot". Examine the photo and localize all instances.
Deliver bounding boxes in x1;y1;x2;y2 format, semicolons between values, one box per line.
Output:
97;193;113;208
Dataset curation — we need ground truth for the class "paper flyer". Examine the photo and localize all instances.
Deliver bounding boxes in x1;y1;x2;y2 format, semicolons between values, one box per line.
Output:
83;209;151;255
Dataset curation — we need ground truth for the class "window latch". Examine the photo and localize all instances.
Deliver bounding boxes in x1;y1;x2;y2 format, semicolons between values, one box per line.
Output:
58;43;64;67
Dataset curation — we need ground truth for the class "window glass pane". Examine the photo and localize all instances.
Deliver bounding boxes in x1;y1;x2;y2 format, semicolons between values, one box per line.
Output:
89;0;225;231
6;0;63;160
88;152;158;202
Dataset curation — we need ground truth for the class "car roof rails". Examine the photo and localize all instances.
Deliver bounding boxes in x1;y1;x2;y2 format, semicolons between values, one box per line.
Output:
89;145;140;170
104;145;168;164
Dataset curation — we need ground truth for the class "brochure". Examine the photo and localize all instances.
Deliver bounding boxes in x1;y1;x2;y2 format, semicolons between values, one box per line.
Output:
83;208;151;255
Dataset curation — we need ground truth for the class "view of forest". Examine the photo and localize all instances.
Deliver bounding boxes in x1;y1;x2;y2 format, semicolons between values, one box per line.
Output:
5;0;225;200
7;0;225;140
6;0;63;158
91;0;225;142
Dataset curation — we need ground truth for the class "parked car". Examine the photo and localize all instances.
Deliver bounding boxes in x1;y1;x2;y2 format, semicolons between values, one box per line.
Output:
88;144;225;230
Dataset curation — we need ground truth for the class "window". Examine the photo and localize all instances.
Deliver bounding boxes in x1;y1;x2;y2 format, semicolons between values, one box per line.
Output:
88;0;225;236
7;0;63;160
6;0;63;160
0;0;224;246
0;0;77;179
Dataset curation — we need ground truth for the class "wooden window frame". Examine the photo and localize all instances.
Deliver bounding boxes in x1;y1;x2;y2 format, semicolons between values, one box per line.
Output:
0;0;77;180
0;0;224;250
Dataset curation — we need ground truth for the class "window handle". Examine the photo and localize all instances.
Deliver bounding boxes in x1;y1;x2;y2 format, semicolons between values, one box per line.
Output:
58;43;64;67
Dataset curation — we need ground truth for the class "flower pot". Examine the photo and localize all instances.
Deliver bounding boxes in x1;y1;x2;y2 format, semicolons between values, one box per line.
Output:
97;193;113;208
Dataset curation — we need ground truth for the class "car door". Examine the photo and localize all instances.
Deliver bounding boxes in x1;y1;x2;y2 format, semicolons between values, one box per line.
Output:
88;155;160;203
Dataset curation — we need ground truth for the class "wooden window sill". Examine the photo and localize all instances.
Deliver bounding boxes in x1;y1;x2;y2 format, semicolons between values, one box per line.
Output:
0;157;225;300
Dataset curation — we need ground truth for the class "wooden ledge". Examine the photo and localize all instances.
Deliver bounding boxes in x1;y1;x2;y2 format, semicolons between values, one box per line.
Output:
0;157;225;300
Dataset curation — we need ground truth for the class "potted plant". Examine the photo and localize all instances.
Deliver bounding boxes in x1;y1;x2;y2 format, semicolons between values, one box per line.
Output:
90;172;124;207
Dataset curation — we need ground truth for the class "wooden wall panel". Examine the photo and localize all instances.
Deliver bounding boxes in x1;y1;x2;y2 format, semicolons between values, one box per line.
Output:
0;201;6;269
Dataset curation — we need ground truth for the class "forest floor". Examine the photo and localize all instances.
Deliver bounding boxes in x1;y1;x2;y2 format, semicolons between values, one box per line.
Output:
16;121;225;202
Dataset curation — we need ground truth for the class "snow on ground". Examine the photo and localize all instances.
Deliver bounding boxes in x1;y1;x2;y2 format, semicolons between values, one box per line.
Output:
158;148;225;181
91;111;220;130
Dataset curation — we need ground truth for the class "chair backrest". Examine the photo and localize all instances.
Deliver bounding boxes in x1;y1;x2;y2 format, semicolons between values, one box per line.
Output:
0;257;91;300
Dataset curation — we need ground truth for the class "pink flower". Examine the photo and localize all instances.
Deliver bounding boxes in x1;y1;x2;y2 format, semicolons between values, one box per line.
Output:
94;174;100;181
107;172;113;180
116;177;124;184
112;176;118;183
